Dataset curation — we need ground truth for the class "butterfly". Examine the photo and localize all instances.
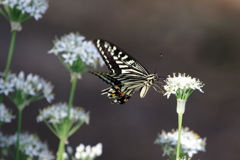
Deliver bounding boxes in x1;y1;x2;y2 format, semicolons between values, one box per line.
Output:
89;39;166;104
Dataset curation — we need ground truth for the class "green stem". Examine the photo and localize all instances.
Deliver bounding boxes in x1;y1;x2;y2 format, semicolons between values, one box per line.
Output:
66;73;78;133
4;30;17;79
56;136;66;160
0;94;3;104
68;74;78;108
56;74;78;160
15;108;23;160
176;113;183;160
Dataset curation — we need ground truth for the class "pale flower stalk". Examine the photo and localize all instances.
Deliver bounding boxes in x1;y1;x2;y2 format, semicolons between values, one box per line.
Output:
163;73;204;160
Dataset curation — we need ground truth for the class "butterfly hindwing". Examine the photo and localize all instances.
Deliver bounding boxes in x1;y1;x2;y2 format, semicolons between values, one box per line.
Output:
89;71;148;104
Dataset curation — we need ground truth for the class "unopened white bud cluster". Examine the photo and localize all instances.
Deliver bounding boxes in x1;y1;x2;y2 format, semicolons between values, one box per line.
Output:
75;143;102;160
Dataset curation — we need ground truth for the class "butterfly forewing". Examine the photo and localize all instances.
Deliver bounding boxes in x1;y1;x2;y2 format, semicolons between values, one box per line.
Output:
93;39;149;76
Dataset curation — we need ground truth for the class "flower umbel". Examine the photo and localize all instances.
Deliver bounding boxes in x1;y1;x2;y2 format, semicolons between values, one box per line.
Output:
0;132;54;160
0;71;54;109
155;127;206;159
37;103;89;138
48;32;104;76
164;73;204;100
37;103;89;124
0;0;49;21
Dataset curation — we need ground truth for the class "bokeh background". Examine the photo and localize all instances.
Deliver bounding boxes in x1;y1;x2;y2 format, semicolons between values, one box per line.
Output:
1;0;240;159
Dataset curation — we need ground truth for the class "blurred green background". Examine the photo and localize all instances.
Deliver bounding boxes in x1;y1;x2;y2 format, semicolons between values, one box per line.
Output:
1;0;240;159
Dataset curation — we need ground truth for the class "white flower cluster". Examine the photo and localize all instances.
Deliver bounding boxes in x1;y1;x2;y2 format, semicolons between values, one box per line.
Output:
48;32;104;68
0;0;49;20
164;73;204;99
155;127;206;158
178;157;191;160
37;103;90;124
75;143;102;160
0;132;54;160
0;103;15;123
0;71;54;103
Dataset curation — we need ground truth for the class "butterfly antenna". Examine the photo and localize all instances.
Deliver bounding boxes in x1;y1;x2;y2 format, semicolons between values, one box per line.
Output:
154;53;163;74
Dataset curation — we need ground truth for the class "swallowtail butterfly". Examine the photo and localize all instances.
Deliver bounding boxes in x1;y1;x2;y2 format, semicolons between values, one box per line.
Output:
89;39;165;104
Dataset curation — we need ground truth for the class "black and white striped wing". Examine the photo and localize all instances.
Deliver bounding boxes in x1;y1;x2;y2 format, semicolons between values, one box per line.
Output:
89;71;147;104
89;39;161;104
93;39;149;77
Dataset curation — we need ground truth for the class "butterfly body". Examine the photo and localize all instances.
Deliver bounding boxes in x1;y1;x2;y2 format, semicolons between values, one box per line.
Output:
89;39;165;104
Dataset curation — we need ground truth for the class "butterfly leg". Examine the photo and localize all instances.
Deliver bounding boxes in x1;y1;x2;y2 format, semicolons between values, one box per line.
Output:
153;84;166;94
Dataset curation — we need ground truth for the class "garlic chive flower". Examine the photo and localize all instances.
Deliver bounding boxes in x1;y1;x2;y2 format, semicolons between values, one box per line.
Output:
0;0;48;21
0;132;54;160
37;103;89;138
155;127;206;159
1;71;54;109
37;103;89;124
0;103;15;124
164;73;204;100
48;33;104;76
75;143;103;160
